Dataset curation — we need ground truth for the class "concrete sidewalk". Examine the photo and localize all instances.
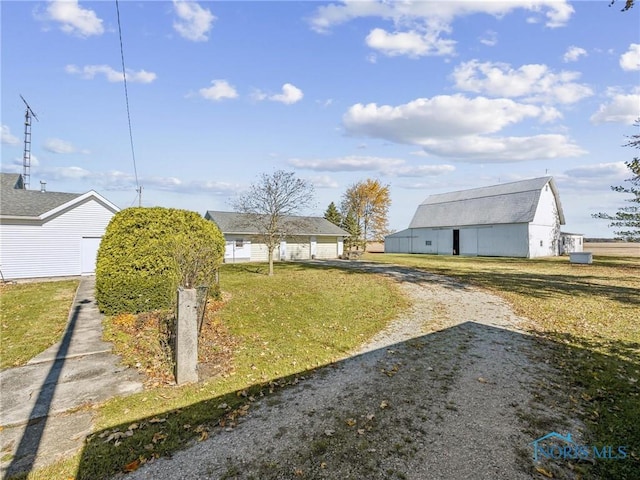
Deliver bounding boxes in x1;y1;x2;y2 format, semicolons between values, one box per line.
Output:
0;276;143;478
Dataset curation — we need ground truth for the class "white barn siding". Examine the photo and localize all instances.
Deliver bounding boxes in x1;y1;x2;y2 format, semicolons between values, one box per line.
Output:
0;198;114;279
476;224;529;257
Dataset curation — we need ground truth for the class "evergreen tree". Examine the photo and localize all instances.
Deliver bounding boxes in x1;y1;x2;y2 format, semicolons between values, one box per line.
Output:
324;201;342;226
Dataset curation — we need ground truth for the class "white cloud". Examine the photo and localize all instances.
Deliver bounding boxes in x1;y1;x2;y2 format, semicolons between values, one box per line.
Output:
254;83;304;105
563;46;587;63
198;80;238;101
9;154;40;167
307;175;339;188
39;166;239;195
271;83;304;104
310;1;573;57
289;155;454;177
452;60;593;104
590;87;640;125
344;95;555;143
365;28;455;57
417;134;586;162
290;155;405;172
310;1;573;33
565;162;629;178
65;64;157;83
620;43;640;71
44;138;77;154
342;95;585;162
479;30;497;47
43;0;104;37
1;125;20;146
173;0;216;42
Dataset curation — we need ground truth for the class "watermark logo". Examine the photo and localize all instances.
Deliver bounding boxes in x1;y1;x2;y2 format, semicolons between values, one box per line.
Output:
530;432;627;461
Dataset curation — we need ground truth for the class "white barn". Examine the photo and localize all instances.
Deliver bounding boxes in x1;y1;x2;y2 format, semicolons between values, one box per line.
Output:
205;211;348;263
0;173;119;280
385;177;566;258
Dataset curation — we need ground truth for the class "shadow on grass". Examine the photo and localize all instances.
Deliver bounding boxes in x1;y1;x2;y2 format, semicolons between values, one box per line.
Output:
319;258;640;306
73;321;639;480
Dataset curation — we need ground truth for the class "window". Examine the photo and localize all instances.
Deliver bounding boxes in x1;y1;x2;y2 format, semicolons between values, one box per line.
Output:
540;240;544;247
579;238;582;245
235;239;244;248
425;240;432;246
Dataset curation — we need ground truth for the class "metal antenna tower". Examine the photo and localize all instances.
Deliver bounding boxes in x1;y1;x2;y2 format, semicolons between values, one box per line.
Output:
20;95;38;190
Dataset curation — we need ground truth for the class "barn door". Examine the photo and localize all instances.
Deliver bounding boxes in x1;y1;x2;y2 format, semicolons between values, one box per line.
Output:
453;230;460;255
81;237;102;274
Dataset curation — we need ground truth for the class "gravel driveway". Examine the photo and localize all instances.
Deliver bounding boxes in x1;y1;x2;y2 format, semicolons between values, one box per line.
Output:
124;262;563;479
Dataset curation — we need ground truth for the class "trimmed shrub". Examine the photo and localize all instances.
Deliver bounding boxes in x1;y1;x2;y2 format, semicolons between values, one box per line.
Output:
96;207;225;315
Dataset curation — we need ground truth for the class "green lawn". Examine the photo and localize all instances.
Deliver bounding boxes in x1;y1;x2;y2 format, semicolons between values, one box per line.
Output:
71;262;407;479
363;253;640;478
0;280;79;369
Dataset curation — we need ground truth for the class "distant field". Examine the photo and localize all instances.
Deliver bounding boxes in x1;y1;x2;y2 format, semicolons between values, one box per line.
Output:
585;242;640;257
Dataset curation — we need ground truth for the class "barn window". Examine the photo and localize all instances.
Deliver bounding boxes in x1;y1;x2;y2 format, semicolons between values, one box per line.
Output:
235;239;244;248
425;240;432;246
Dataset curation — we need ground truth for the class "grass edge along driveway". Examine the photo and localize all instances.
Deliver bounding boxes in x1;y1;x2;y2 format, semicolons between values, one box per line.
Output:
0;279;79;370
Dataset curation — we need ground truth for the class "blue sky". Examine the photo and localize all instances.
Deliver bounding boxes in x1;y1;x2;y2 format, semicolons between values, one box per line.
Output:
1;1;639;237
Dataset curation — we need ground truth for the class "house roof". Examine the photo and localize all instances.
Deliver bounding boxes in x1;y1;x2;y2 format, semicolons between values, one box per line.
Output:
409;176;565;228
205;210;349;236
1;173;119;219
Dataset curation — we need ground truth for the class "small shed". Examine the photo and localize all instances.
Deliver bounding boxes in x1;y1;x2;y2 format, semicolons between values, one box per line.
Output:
204;211;348;263
0;173;119;280
560;232;584;255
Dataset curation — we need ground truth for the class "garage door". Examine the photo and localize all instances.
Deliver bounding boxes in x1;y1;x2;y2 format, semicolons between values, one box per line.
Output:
81;237;102;275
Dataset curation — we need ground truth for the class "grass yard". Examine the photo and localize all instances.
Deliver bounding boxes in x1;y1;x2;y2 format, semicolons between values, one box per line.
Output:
67;262;407;479
364;253;640;478
0;280;79;369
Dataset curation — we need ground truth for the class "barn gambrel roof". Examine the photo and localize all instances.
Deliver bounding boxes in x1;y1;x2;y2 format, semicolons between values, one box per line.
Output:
205;211;349;236
409;176;565;228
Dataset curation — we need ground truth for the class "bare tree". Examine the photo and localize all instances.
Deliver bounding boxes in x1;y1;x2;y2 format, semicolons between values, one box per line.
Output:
232;170;315;275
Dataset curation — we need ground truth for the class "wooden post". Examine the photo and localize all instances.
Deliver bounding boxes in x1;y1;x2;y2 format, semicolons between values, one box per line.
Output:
175;288;198;385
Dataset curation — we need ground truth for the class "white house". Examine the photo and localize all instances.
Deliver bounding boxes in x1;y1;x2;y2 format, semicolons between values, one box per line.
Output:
0;173;119;280
385;177;566;258
204;211;348;263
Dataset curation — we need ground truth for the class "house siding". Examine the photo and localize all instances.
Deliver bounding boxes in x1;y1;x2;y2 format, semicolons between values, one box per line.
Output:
0;198;115;279
316;237;339;259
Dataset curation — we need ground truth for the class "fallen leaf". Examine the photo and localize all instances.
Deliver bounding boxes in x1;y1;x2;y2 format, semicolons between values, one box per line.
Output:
199;430;209;441
535;466;554;478
293;468;303;476
128;423;139;431
324;429;335;436
320;462;327;469
478;377;487;383
124;459;140;472
152;432;167;444
380;400;389;409
345;418;357;427
149;417;166;424
357;429;365;435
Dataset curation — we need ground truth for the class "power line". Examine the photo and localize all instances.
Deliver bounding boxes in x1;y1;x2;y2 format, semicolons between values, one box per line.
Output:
115;0;141;205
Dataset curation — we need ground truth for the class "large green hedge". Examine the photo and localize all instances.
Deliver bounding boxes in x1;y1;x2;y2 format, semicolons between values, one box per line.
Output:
96;207;225;315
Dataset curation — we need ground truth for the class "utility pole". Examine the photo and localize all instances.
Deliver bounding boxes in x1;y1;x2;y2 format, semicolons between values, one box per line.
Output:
137;185;143;207
20;95;38;190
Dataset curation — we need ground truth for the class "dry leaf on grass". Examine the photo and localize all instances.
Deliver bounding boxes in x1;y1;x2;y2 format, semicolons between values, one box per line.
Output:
124;459;141;472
